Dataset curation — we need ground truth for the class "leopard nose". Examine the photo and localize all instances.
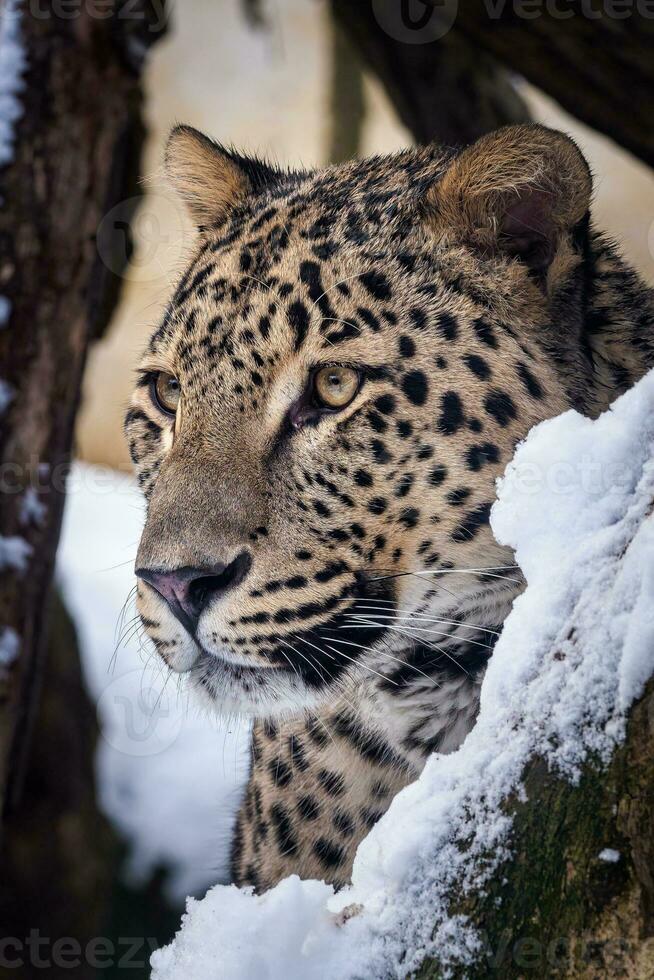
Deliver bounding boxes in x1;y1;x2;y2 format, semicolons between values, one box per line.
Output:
136;551;252;635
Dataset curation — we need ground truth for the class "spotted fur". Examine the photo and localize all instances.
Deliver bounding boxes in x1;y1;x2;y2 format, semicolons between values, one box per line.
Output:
127;124;654;891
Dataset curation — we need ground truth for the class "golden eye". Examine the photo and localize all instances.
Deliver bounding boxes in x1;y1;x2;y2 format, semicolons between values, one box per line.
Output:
313;366;360;409
152;372;181;416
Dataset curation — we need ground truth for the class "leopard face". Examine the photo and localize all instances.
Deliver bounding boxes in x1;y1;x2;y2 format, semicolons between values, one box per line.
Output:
127;124;595;718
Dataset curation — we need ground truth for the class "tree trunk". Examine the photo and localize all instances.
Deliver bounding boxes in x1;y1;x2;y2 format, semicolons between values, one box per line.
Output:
327;15;366;163
0;0;165;823
426;0;654;169
331;0;531;146
0;592;119;980
335;0;654;167
415;683;654;978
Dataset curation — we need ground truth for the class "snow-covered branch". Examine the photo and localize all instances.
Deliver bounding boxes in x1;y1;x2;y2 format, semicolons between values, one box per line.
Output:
152;369;654;980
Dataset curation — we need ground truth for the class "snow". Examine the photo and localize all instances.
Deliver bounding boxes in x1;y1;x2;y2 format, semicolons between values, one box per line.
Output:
0;533;30;571
57;464;250;901
20;486;45;527
598;848;621;864
0;0;26;167
0;625;19;672
151;369;654;980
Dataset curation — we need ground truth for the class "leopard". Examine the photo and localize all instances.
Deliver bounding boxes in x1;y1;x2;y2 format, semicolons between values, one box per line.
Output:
126;122;654;893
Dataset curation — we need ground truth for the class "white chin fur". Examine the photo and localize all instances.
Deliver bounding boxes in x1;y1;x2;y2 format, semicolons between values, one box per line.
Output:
188;657;324;719
166;642;201;673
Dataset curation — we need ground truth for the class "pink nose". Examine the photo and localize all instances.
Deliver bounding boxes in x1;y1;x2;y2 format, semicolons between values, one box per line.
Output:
136;552;252;635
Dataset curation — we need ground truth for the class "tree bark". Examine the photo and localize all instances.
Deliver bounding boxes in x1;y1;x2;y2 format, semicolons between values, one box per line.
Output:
415;680;654;978
0;1;165;823
331;0;531;147
0;592;119;979
335;0;654;167
415;548;654;978
327;15;366;164
426;0;654;169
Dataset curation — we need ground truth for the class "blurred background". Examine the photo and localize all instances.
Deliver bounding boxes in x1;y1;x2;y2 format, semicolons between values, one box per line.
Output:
1;1;653;977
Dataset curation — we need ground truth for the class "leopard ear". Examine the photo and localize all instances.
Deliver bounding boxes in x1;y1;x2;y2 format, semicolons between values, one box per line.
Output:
431;124;592;274
164;125;279;229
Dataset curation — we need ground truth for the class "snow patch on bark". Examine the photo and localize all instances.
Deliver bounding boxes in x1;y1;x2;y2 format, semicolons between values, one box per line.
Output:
0;534;31;571
0;625;19;672
151;370;654;980
0;0;26;167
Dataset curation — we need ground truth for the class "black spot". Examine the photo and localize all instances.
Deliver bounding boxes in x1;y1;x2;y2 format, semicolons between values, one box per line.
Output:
371;439;392;464
446;487;471;507
332;809;355;837
402;370;428;406
399;507;419;529
368;411;387;434
485;389;517;427
354;469;373;488
374;394;396;415
332;710;403;767
465;442;499;472
296;795;321;821
360;807;384;829
269;758;293;787
325;323;359;345
313;838;345;869
438;312;459;341
410;307;427;331
368;497;388;515
360;270;391;300
464;354;491;380
317;769;345;797
270;803;298;855
429;465;447;486
394;473;414;498
473;317;498;348
288;734;309;770
451;502;493;542
399;335;415;358
438;392;465;435
288;301;310;351
315;560;348;583
517;362;544;399
397;420;413;438
306;717;328;746
357;307;380;332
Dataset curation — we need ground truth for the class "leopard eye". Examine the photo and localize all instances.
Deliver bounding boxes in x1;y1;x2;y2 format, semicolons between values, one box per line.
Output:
151;371;181;416
313;365;360;410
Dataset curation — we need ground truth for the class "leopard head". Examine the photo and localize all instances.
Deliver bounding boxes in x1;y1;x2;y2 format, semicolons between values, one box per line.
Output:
127;123;600;717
